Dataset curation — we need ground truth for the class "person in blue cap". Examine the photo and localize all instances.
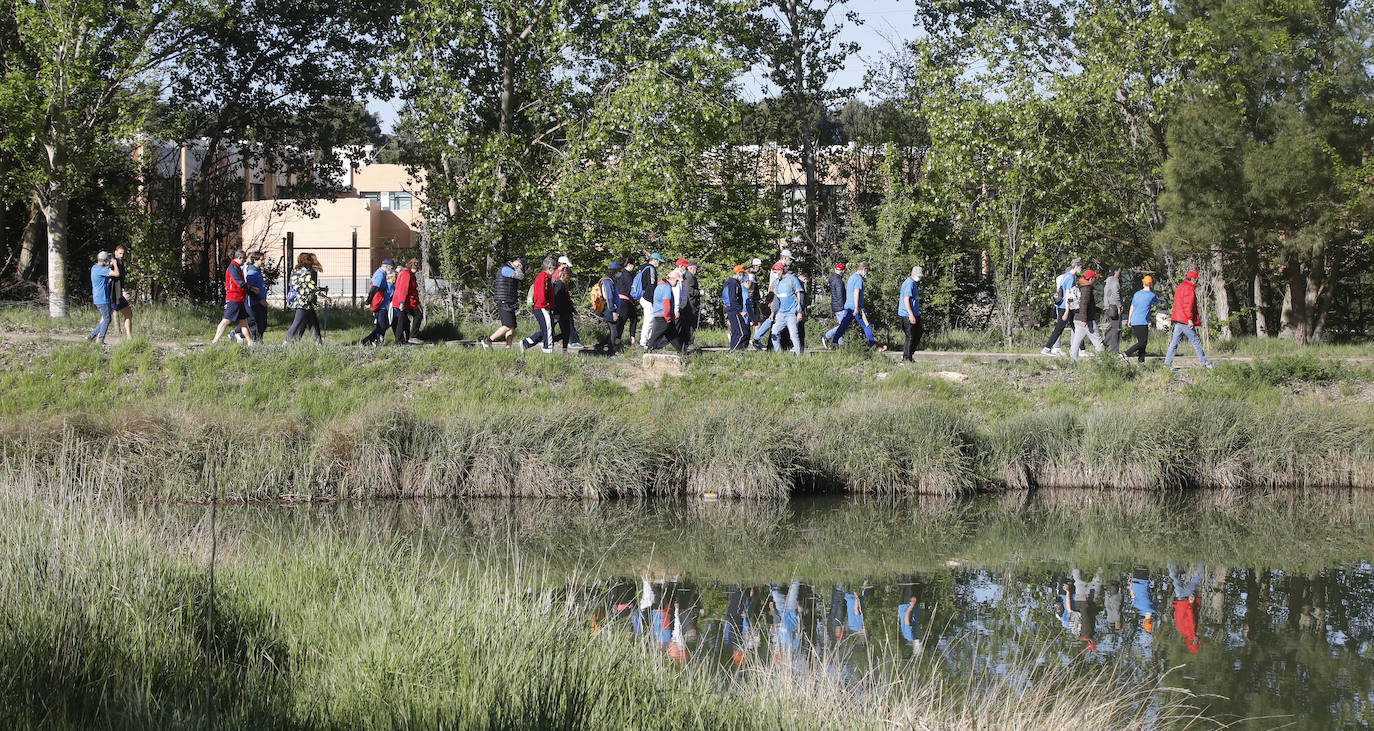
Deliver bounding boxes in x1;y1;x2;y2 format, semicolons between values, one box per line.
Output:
636;253;663;347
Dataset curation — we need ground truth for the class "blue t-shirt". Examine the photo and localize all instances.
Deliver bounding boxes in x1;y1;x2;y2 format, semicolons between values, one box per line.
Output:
775;273;802;314
90;265;111;305
371;267;388;290
245;264;266;306
845;273;865;312
1057;271;1076;311
1129;289;1158;327
898;602;921;642
1130;578;1157;614
845;592;864;632
898;277;920;317
651;282;675;318
742;273;756;307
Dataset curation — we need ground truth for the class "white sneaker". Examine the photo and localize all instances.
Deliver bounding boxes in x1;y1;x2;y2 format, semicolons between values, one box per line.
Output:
479;338;491;350
569;342;585;350
541;347;554;354
1040;347;1052;355
1081;350;1094;358
1049;347;1063;355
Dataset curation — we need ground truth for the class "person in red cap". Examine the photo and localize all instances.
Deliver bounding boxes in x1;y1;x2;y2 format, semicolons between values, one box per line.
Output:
1068;269;1105;363
1168;564;1205;654
828;262;847;324
1164;270;1213;369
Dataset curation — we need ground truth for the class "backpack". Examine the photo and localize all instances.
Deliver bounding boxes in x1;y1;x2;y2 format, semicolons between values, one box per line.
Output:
1053;278;1065;306
631;267;651;301
1065;284;1082;311
590;277;609;315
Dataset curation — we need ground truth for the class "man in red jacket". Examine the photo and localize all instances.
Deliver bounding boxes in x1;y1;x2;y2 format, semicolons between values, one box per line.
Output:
391;258;423;344
211;249;256;344
520;257;557;353
1163;270;1213;369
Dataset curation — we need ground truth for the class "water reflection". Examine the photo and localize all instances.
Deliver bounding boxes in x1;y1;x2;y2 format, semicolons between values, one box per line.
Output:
182;489;1374;729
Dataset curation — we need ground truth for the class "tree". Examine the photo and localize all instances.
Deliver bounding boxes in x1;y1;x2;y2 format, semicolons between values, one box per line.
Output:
0;0;195;316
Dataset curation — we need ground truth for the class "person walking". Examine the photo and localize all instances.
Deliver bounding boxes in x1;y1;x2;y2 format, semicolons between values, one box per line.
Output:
680;261;702;350
1069;269;1106;363
243;251;269;341
211;249;256;344
361;270;395;345
635;253;663;347
108;245;133;339
614;260;637;347
1041;262;1082;355
1123;275;1157;363
390;258;422;344
1103;265;1123;353
769;262;804;356
646;269;683;353
823;261;881;350
751;250;794;349
519;258;557;353
1164;270;1213;370
743;258;761;333
828;262;847;326
284;253;328;343
595;262;622;353
551;265;575;353
899;265;923;361
480;257;524;349
555;256;585;348
723;265;748;351
87;251;115;344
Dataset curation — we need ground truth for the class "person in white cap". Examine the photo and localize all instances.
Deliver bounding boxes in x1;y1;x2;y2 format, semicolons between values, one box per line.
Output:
87;251;116;344
898;265;923;361
743;258;762;330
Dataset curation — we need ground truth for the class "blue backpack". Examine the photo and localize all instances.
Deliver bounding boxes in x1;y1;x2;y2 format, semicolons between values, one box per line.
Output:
631;266;654;301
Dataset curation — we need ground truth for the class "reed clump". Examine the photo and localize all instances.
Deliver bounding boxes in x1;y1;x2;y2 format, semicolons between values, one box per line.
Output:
2;342;1372;500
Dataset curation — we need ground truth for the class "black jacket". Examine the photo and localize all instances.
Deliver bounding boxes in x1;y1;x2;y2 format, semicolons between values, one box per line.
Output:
828;273;845;312
553;279;574;316
637;264;658;301
614;269;636;300
494;270;520;306
1073;282;1097;323
682;271;700;310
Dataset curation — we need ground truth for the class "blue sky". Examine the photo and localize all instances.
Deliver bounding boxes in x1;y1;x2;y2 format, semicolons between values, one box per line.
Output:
368;0;918;132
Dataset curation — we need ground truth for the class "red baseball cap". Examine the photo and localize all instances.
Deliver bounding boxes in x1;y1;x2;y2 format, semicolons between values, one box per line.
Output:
1185;270;1199;279
772;262;784;271
1083;269;1100;280
835;263;846;271
675;258;689;267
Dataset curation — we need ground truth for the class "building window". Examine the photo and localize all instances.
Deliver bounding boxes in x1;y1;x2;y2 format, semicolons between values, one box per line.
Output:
389;191;412;211
251;183;264;201
360;191;381;203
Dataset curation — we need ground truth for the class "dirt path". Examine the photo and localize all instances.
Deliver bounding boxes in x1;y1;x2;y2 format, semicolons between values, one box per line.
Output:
3;329;1372;369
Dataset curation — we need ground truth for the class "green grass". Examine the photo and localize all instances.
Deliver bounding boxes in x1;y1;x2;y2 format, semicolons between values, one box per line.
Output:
0;479;1217;730
2;338;1372;500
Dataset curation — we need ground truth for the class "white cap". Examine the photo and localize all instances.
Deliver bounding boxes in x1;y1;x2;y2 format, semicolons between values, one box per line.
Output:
912;266;923;280
780;249;793;260
557;255;572;266
751;258;761;267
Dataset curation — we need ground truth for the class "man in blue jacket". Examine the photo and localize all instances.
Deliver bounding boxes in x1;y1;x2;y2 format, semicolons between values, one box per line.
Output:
87;251;115;344
899;265;923;361
646;269;683;353
723;265;748;351
597;262;622;353
243;251;270;341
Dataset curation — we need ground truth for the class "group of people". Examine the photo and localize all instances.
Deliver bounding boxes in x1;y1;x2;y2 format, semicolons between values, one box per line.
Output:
88;247;1212;368
475;251;928;360
1041;262;1214;369
1060;565;1206;654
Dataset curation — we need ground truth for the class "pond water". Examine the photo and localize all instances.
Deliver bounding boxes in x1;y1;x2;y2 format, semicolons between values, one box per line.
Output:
197;490;1374;729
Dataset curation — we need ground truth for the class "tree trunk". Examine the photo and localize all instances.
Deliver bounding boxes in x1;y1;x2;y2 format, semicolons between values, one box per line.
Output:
1246;238;1267;336
1307;245;1330;343
785;0;818;253
1280;254;1307;344
43;194;69;318
18;195;43;280
1210;247;1231;340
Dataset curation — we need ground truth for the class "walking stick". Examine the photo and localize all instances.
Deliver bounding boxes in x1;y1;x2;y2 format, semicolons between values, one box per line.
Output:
320;298;328;338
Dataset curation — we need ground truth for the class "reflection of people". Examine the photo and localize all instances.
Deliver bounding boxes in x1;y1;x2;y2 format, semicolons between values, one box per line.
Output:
1104;580;1124;631
844;588;866;635
899;596;921;651
1071;568;1102;650
725;586;758;665
1169;564;1206;653
1130;568;1158;633
769;581;801;653
827;586;847;640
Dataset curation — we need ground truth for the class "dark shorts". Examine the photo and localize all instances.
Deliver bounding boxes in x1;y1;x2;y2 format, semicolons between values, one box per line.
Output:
223;300;249;322
113;296;130;311
498;303;517;329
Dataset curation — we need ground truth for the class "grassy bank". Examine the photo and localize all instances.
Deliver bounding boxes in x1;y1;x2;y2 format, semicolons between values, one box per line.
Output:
2;338;1373;499
0;480;1205;730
